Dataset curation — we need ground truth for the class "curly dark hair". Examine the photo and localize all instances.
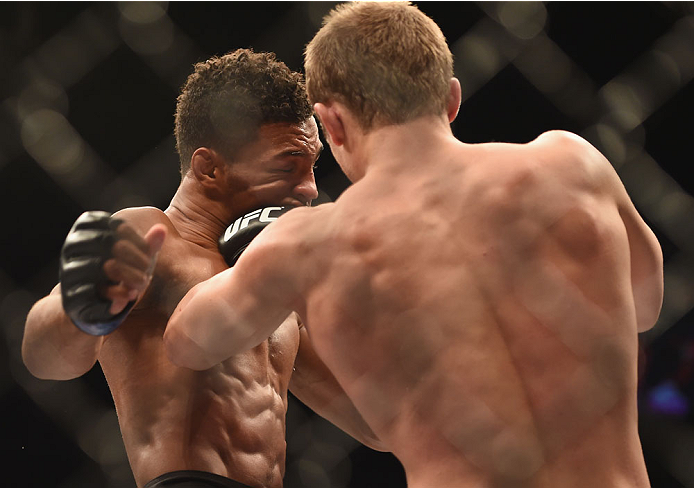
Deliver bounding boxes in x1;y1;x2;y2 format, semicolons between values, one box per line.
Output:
175;48;313;175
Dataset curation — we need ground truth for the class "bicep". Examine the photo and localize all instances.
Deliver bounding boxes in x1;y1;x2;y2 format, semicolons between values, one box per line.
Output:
231;233;301;332
584;138;664;331
616;199;663;332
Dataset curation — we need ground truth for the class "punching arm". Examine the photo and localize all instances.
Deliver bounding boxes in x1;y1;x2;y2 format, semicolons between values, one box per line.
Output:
22;211;165;379
165;206;297;369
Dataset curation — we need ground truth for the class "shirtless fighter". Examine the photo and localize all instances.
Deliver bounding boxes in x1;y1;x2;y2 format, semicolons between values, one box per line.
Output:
164;3;664;488
22;49;381;488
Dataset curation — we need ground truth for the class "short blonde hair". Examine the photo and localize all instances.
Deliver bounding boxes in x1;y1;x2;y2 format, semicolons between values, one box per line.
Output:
305;1;453;131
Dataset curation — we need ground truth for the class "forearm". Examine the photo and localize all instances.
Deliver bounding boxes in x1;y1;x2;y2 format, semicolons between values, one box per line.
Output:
164;275;263;370
291;325;387;451
22;291;103;380
290;377;387;451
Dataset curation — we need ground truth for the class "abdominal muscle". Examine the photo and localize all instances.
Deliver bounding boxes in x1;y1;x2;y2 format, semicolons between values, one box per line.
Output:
99;316;297;488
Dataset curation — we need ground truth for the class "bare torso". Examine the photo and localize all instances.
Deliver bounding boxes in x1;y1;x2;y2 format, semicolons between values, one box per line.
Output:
293;132;651;488
100;208;299;488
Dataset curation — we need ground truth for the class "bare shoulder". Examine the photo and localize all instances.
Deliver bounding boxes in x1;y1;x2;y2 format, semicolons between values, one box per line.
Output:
530;129;594;150
112;206;168;224
532;129;588;145
470;131;628;232
260;204;335;245
527;130;619;193
469;131;610;201
529;130;605;166
112;206;173;234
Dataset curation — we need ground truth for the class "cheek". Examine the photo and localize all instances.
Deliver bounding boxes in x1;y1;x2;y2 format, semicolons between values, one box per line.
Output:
251;180;294;198
224;174;249;193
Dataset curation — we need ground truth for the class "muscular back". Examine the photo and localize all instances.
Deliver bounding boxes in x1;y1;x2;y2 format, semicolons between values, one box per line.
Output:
286;131;659;488
98;208;299;488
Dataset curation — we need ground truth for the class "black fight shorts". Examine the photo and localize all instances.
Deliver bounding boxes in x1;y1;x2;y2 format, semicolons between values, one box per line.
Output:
143;470;253;488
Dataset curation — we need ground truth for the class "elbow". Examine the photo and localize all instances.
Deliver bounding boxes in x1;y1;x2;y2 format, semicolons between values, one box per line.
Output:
21;346;49;380
24;363;74;381
22;296;98;380
21;341;88;381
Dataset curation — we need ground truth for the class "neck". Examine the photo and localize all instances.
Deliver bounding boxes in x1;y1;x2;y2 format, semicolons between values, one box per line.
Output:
356;115;460;177
165;175;231;250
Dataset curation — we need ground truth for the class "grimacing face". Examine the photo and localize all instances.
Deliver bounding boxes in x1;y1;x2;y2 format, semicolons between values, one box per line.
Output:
220;117;323;217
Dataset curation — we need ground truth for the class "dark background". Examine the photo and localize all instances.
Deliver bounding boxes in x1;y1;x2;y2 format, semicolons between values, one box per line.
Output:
1;2;693;487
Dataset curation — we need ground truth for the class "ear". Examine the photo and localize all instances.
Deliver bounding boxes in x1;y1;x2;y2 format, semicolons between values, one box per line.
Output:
447;78;462;123
314;102;346;147
190;147;224;190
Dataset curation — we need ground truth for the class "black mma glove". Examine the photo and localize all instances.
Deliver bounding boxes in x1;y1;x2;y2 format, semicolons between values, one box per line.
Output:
219;206;291;266
59;211;136;336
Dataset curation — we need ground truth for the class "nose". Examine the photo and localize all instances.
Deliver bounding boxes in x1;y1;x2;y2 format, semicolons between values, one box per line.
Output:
293;174;319;205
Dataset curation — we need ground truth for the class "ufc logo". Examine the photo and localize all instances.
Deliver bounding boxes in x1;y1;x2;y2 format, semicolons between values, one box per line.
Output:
223;207;285;242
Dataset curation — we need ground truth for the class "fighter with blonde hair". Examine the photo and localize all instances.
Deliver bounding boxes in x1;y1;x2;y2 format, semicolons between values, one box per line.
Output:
165;3;663;487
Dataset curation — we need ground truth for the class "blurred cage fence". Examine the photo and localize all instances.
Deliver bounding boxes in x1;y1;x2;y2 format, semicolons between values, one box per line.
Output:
0;2;693;487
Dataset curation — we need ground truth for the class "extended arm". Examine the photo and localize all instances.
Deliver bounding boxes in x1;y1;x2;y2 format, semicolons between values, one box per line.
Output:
552;131;664;331
163;267;282;369
290;322;387;451
164;215;299;370
164;207;308;370
22;211;165;379
575;134;664;331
